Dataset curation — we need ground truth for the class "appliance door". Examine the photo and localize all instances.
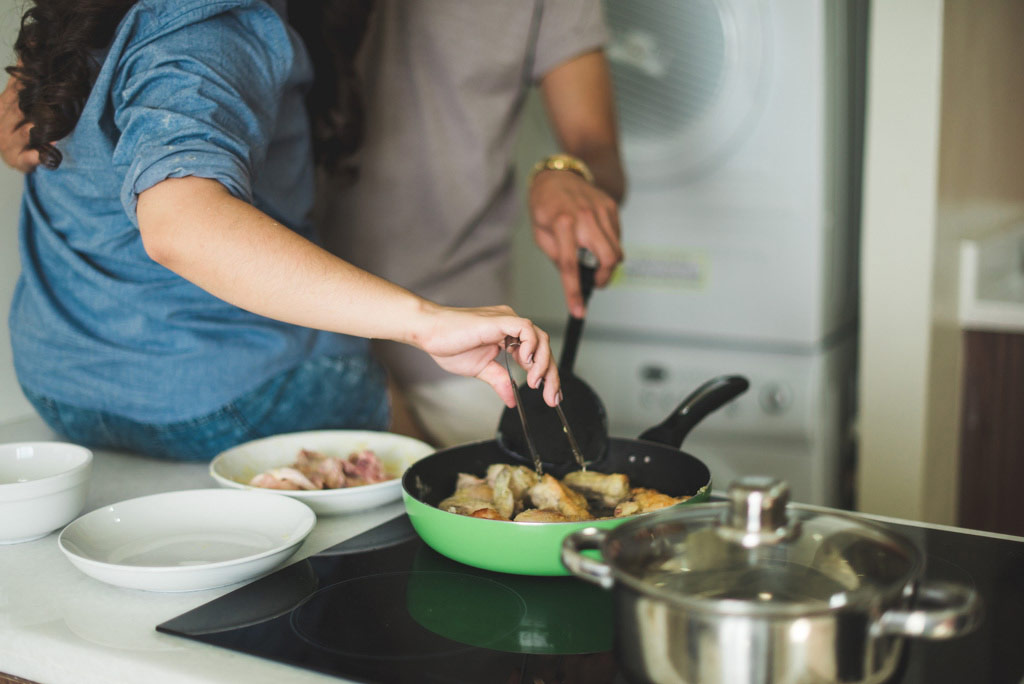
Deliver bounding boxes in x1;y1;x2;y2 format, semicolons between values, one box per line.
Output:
604;0;772;184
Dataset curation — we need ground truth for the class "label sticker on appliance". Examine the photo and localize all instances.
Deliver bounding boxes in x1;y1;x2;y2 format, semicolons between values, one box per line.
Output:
610;247;709;290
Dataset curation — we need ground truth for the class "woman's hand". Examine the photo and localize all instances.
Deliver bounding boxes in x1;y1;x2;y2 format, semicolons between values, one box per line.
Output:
0;73;41;173
415;303;561;409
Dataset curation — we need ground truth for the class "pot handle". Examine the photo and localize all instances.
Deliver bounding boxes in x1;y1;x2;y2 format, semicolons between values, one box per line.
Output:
874;581;982;640
561;527;614;589
637;375;750;448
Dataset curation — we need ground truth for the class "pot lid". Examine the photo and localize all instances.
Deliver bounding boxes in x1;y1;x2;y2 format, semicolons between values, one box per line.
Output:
603;477;923;614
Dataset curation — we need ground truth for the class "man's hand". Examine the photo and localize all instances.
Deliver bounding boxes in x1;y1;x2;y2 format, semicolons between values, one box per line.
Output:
529;169;622;318
0;73;40;173
536;50;627;318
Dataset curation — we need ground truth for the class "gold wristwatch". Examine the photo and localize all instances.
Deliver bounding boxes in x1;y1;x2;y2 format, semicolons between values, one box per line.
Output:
527;154;595;184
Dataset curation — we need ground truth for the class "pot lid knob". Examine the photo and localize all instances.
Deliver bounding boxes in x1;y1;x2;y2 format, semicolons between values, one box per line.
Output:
721;476;800;547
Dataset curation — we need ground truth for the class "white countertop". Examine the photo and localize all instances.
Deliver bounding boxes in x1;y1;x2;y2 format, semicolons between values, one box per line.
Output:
4;415;1023;684
0;416;400;684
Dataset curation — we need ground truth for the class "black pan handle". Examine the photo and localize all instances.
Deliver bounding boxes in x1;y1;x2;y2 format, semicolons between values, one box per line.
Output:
638;375;750;448
559;248;599;372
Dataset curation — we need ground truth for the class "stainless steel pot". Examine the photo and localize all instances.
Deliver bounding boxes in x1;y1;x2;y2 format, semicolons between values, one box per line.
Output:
562;477;981;684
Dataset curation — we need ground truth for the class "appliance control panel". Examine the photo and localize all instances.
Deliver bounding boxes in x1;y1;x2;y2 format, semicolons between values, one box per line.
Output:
546;333;855;508
563;336;822;441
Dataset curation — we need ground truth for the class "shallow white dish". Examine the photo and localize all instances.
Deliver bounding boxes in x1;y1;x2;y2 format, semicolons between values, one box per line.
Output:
0;441;93;544
209;430;434;515
58;489;315;592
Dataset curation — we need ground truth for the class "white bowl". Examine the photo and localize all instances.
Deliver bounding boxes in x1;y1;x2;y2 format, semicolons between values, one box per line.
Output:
0;441;93;544
58;489;315;592
209;430;434;515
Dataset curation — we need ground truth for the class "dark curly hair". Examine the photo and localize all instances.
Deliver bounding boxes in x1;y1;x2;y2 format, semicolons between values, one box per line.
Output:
6;0;373;176
289;0;373;180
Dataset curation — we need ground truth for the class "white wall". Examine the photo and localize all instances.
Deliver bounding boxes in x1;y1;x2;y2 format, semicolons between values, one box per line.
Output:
856;0;947;521
0;0;32;423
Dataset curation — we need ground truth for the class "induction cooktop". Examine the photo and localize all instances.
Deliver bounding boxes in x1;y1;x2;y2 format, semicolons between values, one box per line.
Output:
158;513;1024;684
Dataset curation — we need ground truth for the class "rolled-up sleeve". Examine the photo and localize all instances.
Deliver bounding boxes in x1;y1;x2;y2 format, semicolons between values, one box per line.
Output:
532;0;610;82
111;2;294;223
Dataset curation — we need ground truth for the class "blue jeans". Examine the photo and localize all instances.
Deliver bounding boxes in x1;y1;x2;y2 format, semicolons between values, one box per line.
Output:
21;354;390;462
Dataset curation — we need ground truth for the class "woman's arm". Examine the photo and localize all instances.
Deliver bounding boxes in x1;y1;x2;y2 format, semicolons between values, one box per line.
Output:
137;176;560;407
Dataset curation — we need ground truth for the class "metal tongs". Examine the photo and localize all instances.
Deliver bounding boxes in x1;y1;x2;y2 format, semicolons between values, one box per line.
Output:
502;336;587;474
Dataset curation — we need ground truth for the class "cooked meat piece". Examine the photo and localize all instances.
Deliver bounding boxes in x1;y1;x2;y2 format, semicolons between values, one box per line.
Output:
632;487;689;510
514;508;572;523
470;508;509;521
438;496;498;516
562;470;630;509
456;472;486;489
613;500;639;517
486;464;538;500
249;467;319;490
447;482;494;501
485;463;508;485
490;468;516;519
486;464;539;518
614;487;690;517
438;482;496;516
528;474;591;521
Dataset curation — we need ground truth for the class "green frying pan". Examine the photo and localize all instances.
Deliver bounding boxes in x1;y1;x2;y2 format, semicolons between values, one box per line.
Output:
401;375;748;575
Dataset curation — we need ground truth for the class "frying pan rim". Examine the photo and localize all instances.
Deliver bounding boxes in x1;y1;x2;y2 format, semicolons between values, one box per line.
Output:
400;435;713;525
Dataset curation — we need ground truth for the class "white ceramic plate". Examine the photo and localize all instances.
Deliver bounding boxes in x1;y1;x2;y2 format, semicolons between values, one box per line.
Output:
209;430;434;515
58;489;315;592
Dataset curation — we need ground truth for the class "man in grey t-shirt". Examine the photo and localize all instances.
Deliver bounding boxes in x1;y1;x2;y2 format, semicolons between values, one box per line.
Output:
317;0;626;446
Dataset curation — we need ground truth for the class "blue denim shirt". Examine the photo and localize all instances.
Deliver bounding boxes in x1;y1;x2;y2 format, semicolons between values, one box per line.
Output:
10;0;364;423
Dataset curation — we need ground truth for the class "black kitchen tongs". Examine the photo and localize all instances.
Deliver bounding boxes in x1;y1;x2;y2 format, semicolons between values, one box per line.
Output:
497;249;608;470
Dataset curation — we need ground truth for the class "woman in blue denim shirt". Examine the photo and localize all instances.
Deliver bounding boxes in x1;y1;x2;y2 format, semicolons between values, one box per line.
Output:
4;0;562;461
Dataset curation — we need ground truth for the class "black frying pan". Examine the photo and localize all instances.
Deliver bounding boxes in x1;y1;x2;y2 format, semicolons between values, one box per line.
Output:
401;374;749;575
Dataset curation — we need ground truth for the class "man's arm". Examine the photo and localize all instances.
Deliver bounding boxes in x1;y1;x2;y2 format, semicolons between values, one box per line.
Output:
532;49;627;316
540;50;625;202
0;72;41;173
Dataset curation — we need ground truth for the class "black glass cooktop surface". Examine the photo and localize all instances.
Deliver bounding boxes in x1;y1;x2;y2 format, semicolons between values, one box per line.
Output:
158;514;1024;684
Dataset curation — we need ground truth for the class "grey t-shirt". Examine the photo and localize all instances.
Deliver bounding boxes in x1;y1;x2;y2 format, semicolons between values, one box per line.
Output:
316;0;609;384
